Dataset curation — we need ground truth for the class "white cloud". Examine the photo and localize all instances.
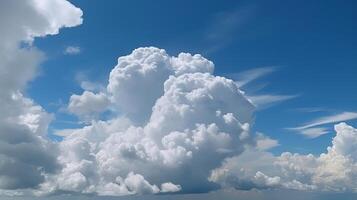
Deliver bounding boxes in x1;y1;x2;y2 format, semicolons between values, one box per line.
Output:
33;47;255;196
106;47;215;124
255;133;279;151
293;112;357;130
64;46;81;55
210;122;357;192
234;67;276;88
247;94;298;109
231;67;297;109
0;0;82;192
161;182;181;193
299;127;329;138
68;91;110;121
288;112;357;138
29;47;357;197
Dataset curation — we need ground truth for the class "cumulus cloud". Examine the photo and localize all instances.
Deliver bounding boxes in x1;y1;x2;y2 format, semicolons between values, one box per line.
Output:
68;91;110;121
36;47;255;196
30;47;357;197
106;47;215;124
0;0;82;193
210;122;357;192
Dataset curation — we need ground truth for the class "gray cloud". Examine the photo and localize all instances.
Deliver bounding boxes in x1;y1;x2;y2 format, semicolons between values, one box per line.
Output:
0;0;82;192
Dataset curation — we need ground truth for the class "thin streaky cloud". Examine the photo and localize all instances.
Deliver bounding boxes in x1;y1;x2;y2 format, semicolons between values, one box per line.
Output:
299;127;329;138
291;112;357;130
248;94;299;109
203;5;257;54
291;107;327;113
234;66;276;87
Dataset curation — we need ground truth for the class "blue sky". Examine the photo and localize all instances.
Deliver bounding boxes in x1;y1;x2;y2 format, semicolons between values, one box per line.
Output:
30;0;357;155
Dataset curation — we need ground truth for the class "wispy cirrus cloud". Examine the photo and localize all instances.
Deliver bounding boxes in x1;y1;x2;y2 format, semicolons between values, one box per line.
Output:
204;5;257;54
234;66;276;87
231;66;298;109
288;111;357;138
248;94;299;109
293;112;357;130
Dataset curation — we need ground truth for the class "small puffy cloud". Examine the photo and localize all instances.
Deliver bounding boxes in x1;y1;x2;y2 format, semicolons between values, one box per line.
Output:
64;46;81;55
255;133;279;151
161;182;182;193
68;91;110;120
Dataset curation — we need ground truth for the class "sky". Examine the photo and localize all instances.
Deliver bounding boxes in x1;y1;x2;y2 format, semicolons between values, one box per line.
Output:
1;0;357;199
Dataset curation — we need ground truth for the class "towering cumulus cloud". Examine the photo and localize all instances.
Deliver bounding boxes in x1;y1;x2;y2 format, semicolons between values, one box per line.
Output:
49;47;255;195
57;47;357;196
0;0;82;195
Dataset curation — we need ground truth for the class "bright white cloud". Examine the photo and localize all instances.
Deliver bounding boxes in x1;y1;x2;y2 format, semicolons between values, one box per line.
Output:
35;47;255;196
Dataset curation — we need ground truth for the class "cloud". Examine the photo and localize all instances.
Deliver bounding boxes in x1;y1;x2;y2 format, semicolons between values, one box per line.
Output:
3;44;356;197
247;94;298;109
234;67;276;88
288;112;357;138
210;122;357;192
204;6;256;54
229;67;298;109
67;91;110;121
0;0;82;192
299;127;329;138
31;47;255;196
64;46;81;55
255;133;279;151
293;112;357;130
107;47;215;124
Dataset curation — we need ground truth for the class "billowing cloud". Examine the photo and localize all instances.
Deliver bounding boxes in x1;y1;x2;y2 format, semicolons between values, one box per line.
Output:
106;47;214;124
68;91;110;121
210;122;357;192
38;47;255;196
0;0;82;194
